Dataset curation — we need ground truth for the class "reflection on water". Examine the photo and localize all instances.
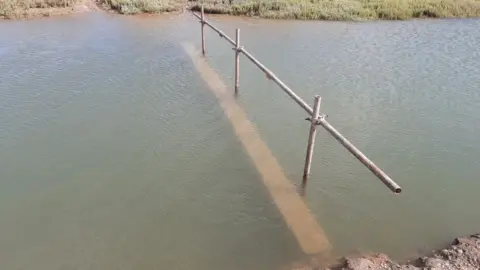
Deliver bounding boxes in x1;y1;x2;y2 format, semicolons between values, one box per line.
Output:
1;13;480;270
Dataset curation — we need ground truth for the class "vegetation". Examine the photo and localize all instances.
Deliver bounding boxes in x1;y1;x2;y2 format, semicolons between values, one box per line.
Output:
0;0;78;18
191;0;480;20
1;0;480;19
100;0;185;14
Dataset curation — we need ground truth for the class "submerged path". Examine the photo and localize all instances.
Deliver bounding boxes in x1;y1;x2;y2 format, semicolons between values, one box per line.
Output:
182;43;330;255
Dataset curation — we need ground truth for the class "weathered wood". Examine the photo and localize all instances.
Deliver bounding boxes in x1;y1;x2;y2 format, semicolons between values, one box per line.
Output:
234;29;240;94
240;48;314;115
302;96;321;193
318;118;402;193
201;6;206;55
192;10;312;113
192;11;236;46
189;11;402;194
183;42;331;254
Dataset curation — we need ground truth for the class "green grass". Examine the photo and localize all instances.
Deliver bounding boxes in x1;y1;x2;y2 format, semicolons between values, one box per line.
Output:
0;0;78;18
2;0;480;19
100;0;185;14
191;0;480;20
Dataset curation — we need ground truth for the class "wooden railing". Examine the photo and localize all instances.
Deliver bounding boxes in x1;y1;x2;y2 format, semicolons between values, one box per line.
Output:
192;7;402;194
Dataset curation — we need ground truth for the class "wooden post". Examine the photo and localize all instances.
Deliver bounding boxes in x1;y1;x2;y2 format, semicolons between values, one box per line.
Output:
302;95;321;193
234;29;240;94
188;11;402;194
201;5;206;56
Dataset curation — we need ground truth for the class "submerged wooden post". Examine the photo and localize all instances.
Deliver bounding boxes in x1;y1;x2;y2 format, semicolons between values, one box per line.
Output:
188;12;402;194
201;5;206;55
302;95;321;193
234;29;240;94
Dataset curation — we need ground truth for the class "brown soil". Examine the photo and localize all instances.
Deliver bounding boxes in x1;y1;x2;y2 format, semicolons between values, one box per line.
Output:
292;234;480;270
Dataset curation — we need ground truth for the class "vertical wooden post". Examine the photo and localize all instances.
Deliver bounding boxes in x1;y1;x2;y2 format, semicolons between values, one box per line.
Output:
234;29;240;94
302;95;321;193
201;5;206;56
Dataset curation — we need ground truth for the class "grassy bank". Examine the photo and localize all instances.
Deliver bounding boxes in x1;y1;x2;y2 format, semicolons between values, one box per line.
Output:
192;0;480;20
100;0;185;14
0;0;79;18
2;0;480;19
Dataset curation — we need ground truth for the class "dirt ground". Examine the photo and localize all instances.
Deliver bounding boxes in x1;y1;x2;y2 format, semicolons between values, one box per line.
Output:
292;234;480;270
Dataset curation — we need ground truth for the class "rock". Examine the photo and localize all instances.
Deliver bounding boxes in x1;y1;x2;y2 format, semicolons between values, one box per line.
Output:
423;258;446;268
307;234;480;270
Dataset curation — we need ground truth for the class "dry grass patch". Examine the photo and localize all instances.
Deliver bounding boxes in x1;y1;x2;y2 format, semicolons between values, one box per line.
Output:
100;0;185;14
190;0;480;20
1;0;78;18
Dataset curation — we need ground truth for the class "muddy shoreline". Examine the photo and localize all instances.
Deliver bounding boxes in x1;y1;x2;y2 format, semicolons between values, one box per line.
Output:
292;234;480;270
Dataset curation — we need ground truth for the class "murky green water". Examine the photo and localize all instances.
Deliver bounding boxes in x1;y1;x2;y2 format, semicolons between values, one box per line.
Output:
1;13;479;269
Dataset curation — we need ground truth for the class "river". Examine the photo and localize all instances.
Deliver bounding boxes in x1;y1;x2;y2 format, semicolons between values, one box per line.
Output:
1;13;479;270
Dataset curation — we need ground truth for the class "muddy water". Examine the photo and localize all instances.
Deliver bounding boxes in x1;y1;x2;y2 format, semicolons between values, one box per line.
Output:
182;42;330;255
1;13;480;270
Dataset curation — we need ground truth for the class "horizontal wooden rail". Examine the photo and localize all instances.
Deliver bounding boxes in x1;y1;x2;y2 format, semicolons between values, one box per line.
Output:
318;118;401;193
192;11;236;46
192;11;313;114
191;10;402;194
240;48;314;115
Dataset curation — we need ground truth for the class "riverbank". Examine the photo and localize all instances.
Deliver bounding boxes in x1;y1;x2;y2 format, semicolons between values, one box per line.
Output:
294;234;480;270
191;0;480;20
0;0;98;19
2;0;480;20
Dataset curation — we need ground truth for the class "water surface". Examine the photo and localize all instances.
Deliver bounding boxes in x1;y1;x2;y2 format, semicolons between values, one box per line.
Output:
1;13;479;269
